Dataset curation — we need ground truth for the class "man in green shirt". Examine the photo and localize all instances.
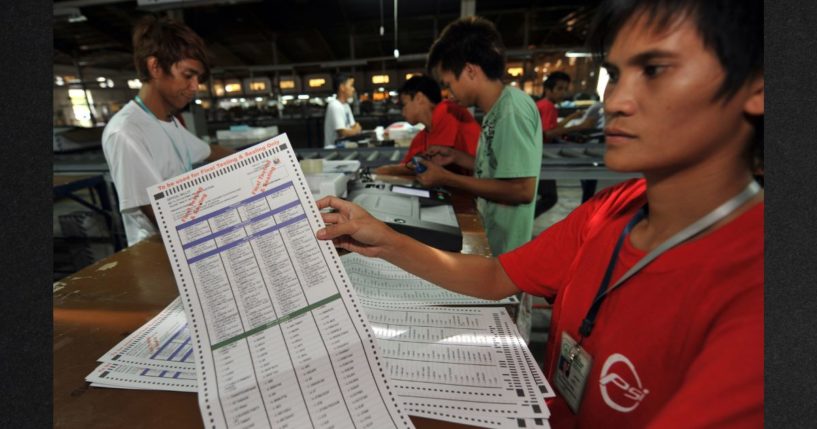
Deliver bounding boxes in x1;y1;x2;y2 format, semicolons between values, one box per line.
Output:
416;16;543;256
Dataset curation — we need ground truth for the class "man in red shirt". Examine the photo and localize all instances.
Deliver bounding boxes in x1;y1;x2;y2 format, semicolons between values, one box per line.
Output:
374;75;480;175
317;0;763;426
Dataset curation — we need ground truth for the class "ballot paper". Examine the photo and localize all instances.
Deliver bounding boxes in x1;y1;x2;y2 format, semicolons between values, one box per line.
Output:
364;305;553;428
147;134;413;429
89;296;554;428
87;361;197;392
340;253;519;307
98;297;196;371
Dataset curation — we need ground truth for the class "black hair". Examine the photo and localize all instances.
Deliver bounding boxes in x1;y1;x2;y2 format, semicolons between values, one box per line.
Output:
333;72;354;93
587;0;763;169
587;0;762;102
132;15;211;82
426;16;506;80
398;75;442;104
543;71;571;91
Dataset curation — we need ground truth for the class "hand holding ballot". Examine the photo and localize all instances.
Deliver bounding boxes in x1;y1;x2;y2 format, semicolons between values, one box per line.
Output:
316;196;403;258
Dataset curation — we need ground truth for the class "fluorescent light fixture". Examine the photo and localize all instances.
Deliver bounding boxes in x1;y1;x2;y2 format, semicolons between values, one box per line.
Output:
239;98;246;102
127;79;142;89
230;98;238;102
195;99;202;105
96;77;106;82
393;48;400;58
281;95;295;101
255;97;263;102
106;79;114;87
388;91;397;96
297;94;310;100
566;51;593;58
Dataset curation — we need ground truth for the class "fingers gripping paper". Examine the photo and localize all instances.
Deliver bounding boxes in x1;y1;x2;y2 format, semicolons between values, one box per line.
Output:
148;134;413;429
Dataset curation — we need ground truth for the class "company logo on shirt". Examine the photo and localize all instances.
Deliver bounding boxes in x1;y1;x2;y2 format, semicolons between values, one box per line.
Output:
599;353;650;413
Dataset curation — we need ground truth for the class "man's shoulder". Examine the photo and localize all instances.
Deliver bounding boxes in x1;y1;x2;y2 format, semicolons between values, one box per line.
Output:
325;98;343;109
497;86;538;115
436;100;476;124
103;103;148;143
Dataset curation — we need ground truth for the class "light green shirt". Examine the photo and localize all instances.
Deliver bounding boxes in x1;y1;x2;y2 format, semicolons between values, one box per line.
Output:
474;86;543;255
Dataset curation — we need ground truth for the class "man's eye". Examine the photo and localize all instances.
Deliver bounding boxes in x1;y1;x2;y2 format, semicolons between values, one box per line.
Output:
606;70;619;83
643;65;666;78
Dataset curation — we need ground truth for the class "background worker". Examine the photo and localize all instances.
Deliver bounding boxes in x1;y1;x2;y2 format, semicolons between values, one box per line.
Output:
323;72;361;147
102;16;233;247
416;16;543;257
374;74;480;176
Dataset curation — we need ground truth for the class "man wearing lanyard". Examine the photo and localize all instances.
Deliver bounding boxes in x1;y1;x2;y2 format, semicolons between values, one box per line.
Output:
315;0;763;426
102;16;233;247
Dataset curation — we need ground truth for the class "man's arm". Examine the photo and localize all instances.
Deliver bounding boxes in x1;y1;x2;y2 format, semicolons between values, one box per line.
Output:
336;122;362;138
315;196;521;300
415;159;537;205
139;204;157;226
205;144;235;162
424;145;476;171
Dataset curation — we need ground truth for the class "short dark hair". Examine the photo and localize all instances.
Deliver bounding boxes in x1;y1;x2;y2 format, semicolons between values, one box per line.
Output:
426;16;506;80
543;71;571;91
132;15;210;82
333;72;354;93
587;0;762;102
398;75;442;104
587;0;763;170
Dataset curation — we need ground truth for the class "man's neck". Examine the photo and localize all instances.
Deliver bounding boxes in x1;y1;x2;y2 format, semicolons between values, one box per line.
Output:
138;86;173;121
633;160;760;251
475;80;505;114
419;104;436;130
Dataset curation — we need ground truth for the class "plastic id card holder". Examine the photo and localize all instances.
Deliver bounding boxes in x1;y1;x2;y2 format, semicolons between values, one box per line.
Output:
553;331;593;413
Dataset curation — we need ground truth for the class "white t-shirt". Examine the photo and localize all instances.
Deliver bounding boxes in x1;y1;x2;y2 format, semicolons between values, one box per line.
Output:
102;101;211;246
323;97;355;147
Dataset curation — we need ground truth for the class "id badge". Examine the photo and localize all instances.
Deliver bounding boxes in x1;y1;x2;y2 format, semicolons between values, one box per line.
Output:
553;331;593;413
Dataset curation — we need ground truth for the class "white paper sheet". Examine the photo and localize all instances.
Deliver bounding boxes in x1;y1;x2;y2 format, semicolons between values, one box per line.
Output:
86;361;197;392
363;305;551;425
148;134;414;429
341;253;519;307
99;297;196;371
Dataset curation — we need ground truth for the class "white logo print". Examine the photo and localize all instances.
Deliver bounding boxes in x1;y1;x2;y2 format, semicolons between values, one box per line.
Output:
599;353;650;413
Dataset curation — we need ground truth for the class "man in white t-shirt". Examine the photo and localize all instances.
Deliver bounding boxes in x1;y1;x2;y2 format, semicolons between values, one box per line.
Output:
102;16;233;246
323;73;361;147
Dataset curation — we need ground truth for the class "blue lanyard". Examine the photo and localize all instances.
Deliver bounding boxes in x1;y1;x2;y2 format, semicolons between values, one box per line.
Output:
577;180;761;342
578;207;645;340
133;95;192;172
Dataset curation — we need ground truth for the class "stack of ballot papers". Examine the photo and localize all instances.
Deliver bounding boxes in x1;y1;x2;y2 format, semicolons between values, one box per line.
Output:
87;133;553;428
88;296;554;428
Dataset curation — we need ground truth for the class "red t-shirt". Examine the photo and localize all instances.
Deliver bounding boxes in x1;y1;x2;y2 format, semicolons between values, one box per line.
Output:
499;179;763;428
536;98;559;132
401;100;480;163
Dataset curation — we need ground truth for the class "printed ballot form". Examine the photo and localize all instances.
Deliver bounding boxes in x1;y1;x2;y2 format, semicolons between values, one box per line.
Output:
147;134;413;429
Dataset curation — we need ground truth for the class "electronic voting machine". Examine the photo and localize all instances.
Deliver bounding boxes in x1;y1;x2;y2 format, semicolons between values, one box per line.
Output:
346;180;463;252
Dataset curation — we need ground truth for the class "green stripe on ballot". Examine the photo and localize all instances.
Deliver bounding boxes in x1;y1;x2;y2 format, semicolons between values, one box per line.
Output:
211;293;342;350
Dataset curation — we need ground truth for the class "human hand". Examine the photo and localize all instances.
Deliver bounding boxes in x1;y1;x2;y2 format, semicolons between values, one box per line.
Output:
564;110;584;121
423;145;458;167
352;122;362;133
315;196;400;257
414;158;451;188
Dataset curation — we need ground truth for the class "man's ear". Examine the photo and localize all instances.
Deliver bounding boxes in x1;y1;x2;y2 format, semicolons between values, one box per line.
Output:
463;63;478;80
743;75;764;116
146;56;163;80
